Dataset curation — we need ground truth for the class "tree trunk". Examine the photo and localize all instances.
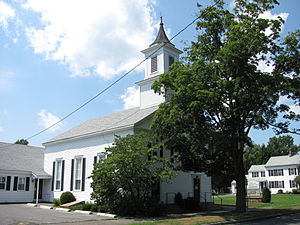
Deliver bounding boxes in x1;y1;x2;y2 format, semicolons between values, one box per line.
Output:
233;138;247;212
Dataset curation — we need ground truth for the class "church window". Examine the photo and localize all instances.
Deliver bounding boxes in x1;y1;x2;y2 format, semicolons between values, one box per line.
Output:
151;56;158;73
55;159;62;190
74;156;82;190
169;56;174;68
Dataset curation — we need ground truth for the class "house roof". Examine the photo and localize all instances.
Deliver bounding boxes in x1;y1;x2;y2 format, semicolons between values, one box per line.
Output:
150;17;174;47
44;105;158;145
248;165;265;172
265;154;300;167
0;142;50;178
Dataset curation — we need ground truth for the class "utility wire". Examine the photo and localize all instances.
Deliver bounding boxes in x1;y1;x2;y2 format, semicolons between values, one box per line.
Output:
21;16;199;142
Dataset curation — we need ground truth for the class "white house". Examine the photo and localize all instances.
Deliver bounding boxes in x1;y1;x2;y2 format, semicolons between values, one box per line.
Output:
42;19;212;204
0;142;51;203
232;153;300;194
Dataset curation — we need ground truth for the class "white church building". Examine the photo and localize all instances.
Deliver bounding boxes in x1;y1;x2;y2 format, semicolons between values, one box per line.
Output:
40;20;212;204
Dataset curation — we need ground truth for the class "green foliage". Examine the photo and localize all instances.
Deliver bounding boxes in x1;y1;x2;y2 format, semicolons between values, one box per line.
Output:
174;192;183;207
52;198;60;206
151;0;299;212
244;136;300;171
15;139;28;145
90;132;175;216
295;174;300;187
292;189;300;194
91;204;99;212
60;191;76;205
262;187;271;203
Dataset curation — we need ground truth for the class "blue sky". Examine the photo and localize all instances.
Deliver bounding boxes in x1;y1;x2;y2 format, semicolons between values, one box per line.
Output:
0;0;299;147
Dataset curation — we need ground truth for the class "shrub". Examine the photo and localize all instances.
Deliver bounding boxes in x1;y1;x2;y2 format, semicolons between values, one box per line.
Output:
81;202;93;211
183;197;199;211
53;198;60;206
292;189;300;194
277;189;283;194
60;191;76;205
262;187;271;203
98;203;110;213
174;192;183;207
143;198;165;217
91;204;99;212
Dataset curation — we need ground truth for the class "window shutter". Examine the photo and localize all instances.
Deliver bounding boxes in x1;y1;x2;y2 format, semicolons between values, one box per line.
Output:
70;159;74;191
94;156;97;164
6;176;11;191
81;158;86;191
61;160;65;191
51;161;55;191
25;177;30;191
151;56;157;73
13;176;18;191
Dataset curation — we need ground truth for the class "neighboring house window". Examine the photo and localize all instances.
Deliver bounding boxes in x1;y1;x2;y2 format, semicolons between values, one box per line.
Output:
0;176;5;190
269;181;284;188
170;149;174;163
151;56;158;73
74;157;83;190
97;153;106;162
18;177;26;191
261;171;265;177
289;168;297;175
252;172;259;178
290;180;297;188
169;56;174;68
268;169;283;176
55;159;62;190
159;145;164;158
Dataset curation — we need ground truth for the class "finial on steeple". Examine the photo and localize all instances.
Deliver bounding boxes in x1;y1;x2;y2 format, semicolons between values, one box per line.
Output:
149;16;174;47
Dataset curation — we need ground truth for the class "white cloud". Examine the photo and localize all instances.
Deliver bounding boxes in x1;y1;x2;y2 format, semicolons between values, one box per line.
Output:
0;1;15;30
0;126;3;132
23;0;157;79
120;86;140;109
259;11;289;36
289;104;300;115
38;109;64;132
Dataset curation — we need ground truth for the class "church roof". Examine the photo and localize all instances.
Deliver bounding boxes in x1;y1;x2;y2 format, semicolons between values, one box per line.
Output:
0;142;51;178
150;17;174;47
44;105;158;145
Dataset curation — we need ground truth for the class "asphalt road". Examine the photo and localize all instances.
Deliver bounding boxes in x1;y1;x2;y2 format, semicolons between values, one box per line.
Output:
233;212;300;225
0;204;144;225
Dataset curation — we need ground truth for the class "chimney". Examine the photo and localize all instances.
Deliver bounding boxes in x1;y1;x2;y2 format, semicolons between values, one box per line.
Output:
288;149;292;157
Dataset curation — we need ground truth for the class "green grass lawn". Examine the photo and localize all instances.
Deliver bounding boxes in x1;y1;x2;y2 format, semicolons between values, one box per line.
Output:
130;194;300;225
214;194;300;209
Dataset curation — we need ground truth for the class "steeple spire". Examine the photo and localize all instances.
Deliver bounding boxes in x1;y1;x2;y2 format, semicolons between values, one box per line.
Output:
150;17;174;47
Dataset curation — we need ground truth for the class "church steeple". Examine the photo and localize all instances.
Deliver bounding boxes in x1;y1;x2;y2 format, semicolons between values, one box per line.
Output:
136;18;182;109
149;17;174;47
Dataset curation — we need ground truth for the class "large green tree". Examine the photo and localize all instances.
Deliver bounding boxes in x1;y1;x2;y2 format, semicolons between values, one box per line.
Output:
244;135;300;171
152;0;298;212
90;132;174;216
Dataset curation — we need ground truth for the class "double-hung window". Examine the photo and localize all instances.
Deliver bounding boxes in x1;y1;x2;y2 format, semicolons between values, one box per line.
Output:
74;157;83;190
252;172;259;178
97;153;106;162
18;177;26;191
0;176;5;190
55;159;62;190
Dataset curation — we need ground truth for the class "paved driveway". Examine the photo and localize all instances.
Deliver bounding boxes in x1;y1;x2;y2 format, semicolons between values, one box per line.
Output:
0;204;144;225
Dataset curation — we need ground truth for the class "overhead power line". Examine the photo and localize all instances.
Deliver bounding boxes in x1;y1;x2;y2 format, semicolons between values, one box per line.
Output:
24;16;199;142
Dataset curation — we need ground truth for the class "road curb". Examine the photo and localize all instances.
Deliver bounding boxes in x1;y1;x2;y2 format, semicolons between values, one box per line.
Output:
74;210;92;215
96;212;117;218
26;203;37;207
55;207;71;212
39;205;53;209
